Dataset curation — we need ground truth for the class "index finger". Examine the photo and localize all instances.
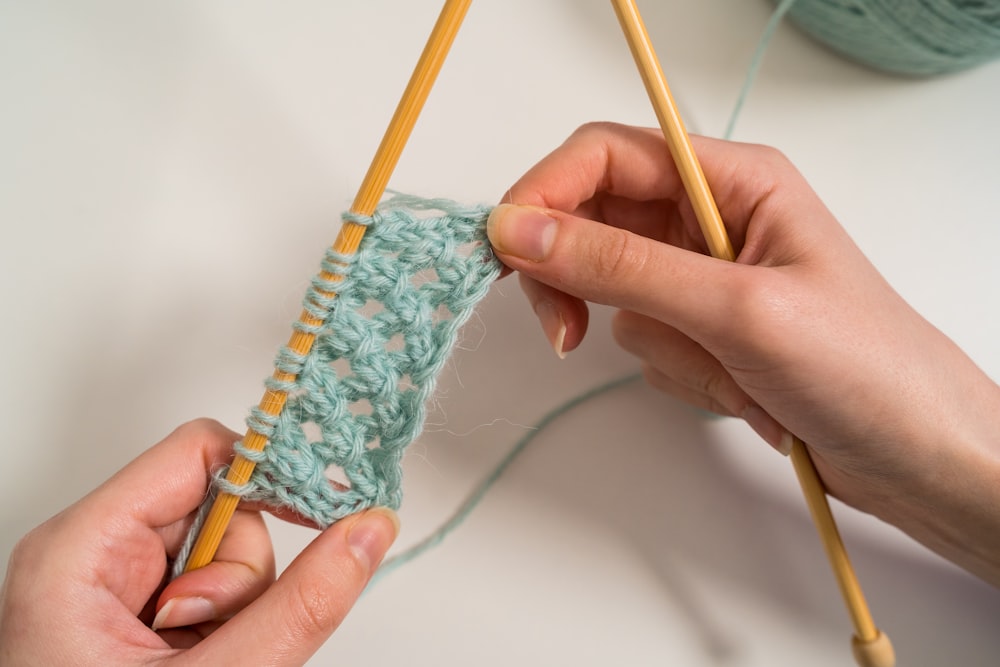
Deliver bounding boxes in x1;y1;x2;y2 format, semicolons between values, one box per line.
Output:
507;122;682;214
85;418;239;528
505;122;796;255
508;123;706;255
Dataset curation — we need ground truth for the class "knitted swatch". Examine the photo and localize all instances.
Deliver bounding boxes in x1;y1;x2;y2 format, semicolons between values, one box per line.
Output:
222;195;500;528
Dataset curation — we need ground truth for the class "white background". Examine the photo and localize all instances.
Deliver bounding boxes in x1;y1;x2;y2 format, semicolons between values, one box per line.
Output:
2;1;1000;665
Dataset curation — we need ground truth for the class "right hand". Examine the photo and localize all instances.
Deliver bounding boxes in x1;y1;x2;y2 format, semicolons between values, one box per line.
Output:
487;122;1000;584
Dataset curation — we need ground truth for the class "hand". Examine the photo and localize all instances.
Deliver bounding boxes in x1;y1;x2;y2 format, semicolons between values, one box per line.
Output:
487;122;1000;584
0;419;398;665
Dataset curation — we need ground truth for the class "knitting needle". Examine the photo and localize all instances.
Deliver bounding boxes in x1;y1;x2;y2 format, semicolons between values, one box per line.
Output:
608;2;895;666
789;436;895;667
183;0;473;573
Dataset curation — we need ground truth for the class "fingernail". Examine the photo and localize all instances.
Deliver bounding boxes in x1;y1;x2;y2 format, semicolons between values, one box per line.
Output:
151;596;217;631
741;405;790;456
486;204;557;261
779;431;796;457
348;507;399;572
534;300;567;359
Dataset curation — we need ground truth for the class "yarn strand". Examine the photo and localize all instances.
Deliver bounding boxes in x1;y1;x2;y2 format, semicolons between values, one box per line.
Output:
370;373;642;586
724;0;799;140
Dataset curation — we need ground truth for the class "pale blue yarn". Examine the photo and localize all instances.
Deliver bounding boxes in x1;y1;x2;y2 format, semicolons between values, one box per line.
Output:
785;0;1000;76
727;0;1000;138
172;195;500;577
725;0;800;140
370;373;642;587
228;195;501;524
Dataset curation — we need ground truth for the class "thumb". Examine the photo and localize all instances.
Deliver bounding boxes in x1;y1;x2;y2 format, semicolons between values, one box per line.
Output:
185;508;398;666
486;204;737;333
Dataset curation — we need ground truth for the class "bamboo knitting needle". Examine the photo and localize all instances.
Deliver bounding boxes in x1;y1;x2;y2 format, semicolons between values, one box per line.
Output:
609;2;895;666
183;0;473;573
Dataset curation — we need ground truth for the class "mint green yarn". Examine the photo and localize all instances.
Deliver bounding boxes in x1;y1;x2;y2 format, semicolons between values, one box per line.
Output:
725;0;799;140
370;373;643;587
784;0;1000;76
726;0;1000;138
222;195;501;527
172;196;500;578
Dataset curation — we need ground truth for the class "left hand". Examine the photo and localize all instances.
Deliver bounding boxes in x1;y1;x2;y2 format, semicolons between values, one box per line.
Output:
0;418;398;665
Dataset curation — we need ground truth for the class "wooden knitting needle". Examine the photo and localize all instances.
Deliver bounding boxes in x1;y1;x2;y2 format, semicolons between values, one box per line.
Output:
609;2;895;666
789;436;895;667
183;0;473;573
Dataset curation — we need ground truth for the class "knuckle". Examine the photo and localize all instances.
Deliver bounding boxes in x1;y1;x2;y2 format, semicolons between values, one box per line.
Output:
695;371;733;415
743;143;802;188
169;418;241;458
610;309;635;344
739;142;793;173
288;574;346;638
6;522;54;581
751;143;789;165
610;309;646;354
570;120;620;142
703;395;736;417
7;533;35;574
176;417;226;438
594;228;648;285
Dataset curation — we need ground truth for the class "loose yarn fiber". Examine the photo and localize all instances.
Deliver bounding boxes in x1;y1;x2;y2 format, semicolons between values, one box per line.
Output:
208;196;498;533
783;0;1000;76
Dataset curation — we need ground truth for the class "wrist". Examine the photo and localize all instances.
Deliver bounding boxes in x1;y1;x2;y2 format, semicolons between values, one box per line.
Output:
875;364;1000;585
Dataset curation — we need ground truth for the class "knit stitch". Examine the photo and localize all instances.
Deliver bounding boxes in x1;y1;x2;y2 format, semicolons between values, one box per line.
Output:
220;195;500;528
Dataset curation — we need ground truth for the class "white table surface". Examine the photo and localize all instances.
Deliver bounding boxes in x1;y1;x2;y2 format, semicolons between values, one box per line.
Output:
3;1;1000;665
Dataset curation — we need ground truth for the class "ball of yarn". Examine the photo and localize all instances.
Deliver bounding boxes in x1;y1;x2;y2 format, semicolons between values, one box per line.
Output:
783;0;1000;76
